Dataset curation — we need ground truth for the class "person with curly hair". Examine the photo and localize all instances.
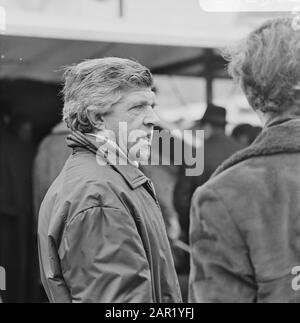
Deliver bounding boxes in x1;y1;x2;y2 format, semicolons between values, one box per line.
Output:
190;17;300;303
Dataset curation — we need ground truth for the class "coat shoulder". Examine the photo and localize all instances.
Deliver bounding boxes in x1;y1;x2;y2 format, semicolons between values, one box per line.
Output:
195;156;264;197
203;151;298;191
193;151;300;224
61;151;130;196
42;151;130;223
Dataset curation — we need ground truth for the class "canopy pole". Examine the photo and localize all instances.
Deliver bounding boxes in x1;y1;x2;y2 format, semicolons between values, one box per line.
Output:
204;49;214;105
206;74;213;105
119;0;124;18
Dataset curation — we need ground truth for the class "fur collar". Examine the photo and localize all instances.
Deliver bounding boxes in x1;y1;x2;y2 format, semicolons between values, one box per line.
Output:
213;118;300;178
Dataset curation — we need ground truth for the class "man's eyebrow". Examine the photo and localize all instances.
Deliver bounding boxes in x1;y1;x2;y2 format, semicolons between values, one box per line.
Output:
130;99;156;106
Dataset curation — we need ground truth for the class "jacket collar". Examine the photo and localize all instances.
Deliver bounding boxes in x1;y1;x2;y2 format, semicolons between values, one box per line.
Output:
213;118;300;178
66;131;149;190
110;164;149;190
86;133;140;169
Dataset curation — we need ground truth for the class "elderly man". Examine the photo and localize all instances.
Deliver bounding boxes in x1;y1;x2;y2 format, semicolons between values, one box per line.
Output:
38;58;182;303
190;17;300;303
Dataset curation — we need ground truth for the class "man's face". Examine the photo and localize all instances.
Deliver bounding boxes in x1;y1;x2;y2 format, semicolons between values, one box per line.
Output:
102;87;159;162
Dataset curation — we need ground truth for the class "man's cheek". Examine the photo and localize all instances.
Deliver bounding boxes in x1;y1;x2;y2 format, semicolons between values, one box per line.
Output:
128;128;148;143
127;141;135;153
149;129;154;143
129;142;151;163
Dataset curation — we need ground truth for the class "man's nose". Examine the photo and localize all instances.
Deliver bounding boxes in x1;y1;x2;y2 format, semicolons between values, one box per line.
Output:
144;107;160;127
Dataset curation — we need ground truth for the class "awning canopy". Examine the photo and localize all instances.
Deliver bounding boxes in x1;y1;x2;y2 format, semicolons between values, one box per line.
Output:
0;35;228;82
0;0;264;82
0;0;286;81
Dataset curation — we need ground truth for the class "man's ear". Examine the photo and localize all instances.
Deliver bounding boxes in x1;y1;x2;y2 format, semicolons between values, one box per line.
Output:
86;106;105;131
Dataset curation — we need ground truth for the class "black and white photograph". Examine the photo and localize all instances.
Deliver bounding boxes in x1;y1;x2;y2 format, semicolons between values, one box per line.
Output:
0;0;300;306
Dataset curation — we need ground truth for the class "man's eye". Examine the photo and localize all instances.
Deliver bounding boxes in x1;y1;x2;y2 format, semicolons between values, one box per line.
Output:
131;104;156;110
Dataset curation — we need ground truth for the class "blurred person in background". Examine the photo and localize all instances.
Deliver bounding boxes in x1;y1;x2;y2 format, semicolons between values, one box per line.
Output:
190;17;300;303
0;104;12;127
0;104;10;304
10;115;34;144
38;58;182;303
232;123;262;147
0;101;34;303
174;104;242;249
33;122;71;220
172;104;242;301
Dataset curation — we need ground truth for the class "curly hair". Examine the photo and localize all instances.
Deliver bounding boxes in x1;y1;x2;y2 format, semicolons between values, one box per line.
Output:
62;57;154;133
223;17;300;114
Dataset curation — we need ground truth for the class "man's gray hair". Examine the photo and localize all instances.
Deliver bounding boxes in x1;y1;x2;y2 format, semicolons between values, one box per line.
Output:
62;57;154;133
224;17;300;114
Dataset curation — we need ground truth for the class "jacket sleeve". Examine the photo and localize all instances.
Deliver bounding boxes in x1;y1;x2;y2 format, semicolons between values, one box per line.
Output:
60;206;153;303
189;187;257;303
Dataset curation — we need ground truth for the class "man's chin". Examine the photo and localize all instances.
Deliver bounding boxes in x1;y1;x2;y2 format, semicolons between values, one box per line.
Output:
138;153;151;164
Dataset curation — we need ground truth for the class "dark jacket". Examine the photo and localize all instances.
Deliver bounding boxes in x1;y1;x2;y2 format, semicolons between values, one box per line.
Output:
38;132;182;303
189;118;300;303
174;132;242;243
